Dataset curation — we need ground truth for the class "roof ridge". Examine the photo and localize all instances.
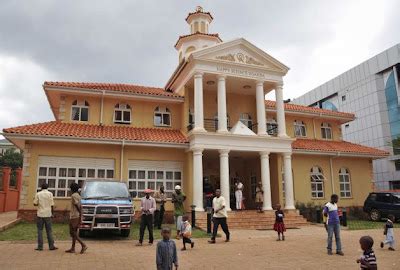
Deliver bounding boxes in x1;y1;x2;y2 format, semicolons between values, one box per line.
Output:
44;81;165;90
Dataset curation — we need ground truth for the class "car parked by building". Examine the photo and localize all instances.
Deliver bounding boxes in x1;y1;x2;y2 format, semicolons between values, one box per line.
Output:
79;180;134;237
363;192;400;221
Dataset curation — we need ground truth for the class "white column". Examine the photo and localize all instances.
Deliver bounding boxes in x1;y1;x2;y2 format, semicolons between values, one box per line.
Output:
260;151;273;210
192;148;204;211
283;153;295;210
219;149;231;211
194;72;205;132
217;75;228;133
256;81;267;135
275;84;288;137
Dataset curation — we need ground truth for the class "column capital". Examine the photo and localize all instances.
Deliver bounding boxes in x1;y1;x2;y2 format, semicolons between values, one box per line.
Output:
275;82;284;89
255;80;264;87
192;148;204;155
217;74;227;80
283;152;292;158
219;149;230;156
259;151;270;158
194;72;204;78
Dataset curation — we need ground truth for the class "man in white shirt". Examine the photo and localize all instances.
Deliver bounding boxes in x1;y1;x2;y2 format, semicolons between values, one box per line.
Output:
33;183;57;251
208;189;230;244
235;179;244;210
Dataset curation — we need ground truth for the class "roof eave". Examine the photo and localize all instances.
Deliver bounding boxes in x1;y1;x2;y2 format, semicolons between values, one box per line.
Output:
293;149;388;159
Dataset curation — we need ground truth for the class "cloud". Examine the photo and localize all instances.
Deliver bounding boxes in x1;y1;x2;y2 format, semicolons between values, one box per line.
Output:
0;0;399;136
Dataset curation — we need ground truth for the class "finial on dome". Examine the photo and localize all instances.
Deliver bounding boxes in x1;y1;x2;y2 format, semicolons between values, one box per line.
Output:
196;6;203;12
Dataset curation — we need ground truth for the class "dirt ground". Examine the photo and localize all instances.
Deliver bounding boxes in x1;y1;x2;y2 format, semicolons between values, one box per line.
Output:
0;226;398;270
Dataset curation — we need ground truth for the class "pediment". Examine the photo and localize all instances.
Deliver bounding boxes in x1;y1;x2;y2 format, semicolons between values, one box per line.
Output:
230;121;256;136
191;38;289;74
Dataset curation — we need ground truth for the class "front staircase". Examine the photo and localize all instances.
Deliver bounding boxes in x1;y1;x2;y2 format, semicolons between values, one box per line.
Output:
195;210;308;230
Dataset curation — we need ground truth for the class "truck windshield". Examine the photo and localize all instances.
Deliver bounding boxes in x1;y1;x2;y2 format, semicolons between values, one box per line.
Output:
81;181;130;200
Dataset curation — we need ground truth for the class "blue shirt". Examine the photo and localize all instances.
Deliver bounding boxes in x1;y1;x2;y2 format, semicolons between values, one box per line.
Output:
323;202;340;225
156;239;178;270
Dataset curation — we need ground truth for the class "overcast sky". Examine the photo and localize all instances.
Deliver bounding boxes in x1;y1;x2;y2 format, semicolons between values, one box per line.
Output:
1;0;399;136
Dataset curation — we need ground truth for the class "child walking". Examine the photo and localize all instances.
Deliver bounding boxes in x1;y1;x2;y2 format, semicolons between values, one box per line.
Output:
180;216;194;251
156;227;178;270
273;204;286;241
357;236;377;270
381;214;395;251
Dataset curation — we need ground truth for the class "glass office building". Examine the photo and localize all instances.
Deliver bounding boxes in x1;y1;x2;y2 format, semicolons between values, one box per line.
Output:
293;44;400;190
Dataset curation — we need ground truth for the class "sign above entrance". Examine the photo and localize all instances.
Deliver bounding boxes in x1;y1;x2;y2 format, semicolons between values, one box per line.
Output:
216;65;266;79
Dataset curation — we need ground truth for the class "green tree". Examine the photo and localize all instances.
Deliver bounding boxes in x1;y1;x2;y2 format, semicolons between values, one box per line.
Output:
0;149;23;169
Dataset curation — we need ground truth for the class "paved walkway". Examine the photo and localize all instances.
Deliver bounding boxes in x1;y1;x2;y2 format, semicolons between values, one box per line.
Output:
0;211;19;231
0;226;398;269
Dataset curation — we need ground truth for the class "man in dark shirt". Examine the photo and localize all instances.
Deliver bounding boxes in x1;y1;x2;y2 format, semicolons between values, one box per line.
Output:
171;185;186;240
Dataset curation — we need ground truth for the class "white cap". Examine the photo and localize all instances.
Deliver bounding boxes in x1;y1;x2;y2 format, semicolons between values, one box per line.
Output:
175;185;181;190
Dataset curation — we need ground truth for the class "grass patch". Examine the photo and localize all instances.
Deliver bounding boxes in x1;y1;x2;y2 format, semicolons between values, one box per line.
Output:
347;220;400;231
0;222;210;241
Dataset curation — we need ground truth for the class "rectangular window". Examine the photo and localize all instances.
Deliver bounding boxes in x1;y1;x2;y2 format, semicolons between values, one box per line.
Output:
321;127;332;140
342;95;346;101
128;168;182;199
395;160;400;171
37;167;114;198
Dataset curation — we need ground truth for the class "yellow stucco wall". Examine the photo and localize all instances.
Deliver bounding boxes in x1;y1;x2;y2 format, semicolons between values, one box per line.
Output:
291;154;373;207
23;141;187;212
63;95;183;130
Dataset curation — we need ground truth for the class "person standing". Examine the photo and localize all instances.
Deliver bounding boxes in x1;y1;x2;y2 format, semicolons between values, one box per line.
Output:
65;183;87;254
33;183;58;251
208;189;230;244
154;185;167;230
234;178;244;210
136;189;156;246
156;227;178;270
380;214;396;251
171;185;186;240
323;194;344;255
273;204;286;241
255;181;264;213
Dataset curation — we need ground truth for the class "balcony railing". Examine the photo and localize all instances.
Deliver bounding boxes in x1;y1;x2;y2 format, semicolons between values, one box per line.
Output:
187;119;278;136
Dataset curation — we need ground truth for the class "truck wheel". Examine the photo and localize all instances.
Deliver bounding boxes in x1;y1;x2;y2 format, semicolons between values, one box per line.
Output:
121;229;130;237
370;209;381;221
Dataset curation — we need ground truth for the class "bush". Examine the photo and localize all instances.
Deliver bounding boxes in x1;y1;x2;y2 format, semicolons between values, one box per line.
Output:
295;201;325;223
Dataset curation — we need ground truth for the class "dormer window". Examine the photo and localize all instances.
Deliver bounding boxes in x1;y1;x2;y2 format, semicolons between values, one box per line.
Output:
239;113;253;129
114;103;131;124
294;120;307;137
71;100;89;121
154;106;171;127
321;122;332;140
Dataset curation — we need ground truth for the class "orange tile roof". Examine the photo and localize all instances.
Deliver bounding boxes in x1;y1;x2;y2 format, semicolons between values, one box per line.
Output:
44;82;183;99
185;10;213;22
174;32;222;48
292;138;388;157
265;100;355;119
3;121;188;145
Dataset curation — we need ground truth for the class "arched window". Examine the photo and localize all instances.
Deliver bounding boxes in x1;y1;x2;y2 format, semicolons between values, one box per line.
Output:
294;120;307;137
71;100;89;121
339;168;352;198
267;118;278;136
321;122;332;139
154;106;171;127
239;113;253;128
114;103;131;124
310;166;325;198
194;21;199;32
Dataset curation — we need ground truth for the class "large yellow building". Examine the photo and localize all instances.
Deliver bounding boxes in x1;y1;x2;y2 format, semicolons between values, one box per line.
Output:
3;7;387;221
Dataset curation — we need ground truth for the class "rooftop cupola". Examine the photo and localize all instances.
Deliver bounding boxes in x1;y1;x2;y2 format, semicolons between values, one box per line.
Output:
175;6;222;63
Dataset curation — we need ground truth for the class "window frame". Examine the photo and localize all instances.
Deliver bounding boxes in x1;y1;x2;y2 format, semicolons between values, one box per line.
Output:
37;166;114;198
114;103;132;124
267;118;278;135
154;106;172;127
339;167;352;198
239;113;253;129
128;168;182;199
294;120;307;137
321;122;333;140
310;166;325;198
71;100;89;122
